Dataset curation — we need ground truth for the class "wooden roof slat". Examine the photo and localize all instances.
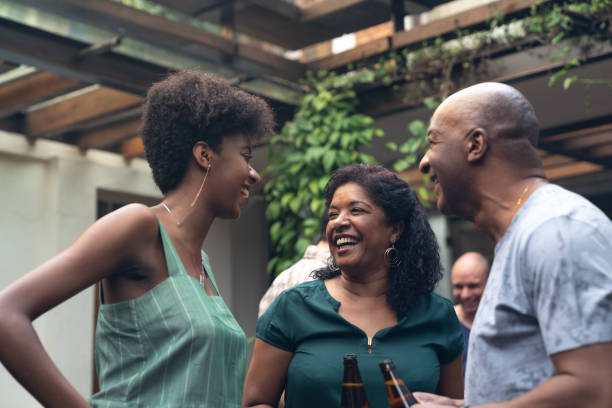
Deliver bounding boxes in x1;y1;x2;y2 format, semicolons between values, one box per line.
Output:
25;87;142;139
544;161;603;180
20;0;304;81
311;37;390;71
311;0;550;70
541;154;575;168
392;0;549;49
78;118;141;151
0;72;81;118
120;136;145;159
588;143;612;159
548;131;612;151
540;123;612;143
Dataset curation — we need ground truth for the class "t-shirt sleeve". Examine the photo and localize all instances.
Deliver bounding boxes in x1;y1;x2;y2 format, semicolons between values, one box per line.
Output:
439;298;465;364
256;290;297;352
526;215;612;356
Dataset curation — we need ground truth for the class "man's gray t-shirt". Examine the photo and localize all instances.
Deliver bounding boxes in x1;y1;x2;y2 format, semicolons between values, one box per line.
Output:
465;184;612;405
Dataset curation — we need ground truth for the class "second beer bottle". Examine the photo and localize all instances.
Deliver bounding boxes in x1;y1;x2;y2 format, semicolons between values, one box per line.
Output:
379;359;418;407
341;354;370;408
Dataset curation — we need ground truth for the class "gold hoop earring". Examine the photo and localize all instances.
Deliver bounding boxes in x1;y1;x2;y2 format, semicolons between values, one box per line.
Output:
384;243;401;268
190;163;211;207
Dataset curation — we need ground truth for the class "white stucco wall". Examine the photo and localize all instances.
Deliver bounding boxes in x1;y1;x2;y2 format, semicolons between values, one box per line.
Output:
0;130;160;407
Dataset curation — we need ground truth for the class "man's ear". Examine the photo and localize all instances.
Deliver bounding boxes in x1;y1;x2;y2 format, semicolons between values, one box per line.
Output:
192;141;213;169
466;127;487;163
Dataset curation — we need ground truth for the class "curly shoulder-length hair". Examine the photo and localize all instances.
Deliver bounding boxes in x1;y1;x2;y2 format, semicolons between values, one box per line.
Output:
140;70;275;194
315;164;442;315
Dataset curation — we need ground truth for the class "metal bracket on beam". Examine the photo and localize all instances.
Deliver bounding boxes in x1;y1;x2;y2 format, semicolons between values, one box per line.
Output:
73;35;123;61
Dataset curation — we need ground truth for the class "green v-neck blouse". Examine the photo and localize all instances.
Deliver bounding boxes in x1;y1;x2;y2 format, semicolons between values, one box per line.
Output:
257;279;463;408
89;220;247;407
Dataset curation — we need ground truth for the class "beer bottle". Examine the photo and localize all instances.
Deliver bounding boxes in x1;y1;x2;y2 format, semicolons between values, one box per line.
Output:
379;359;418;407
341;354;370;408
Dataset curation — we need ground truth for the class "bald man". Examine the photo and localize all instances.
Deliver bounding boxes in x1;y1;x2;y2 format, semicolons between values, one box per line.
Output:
451;252;489;374
412;83;612;408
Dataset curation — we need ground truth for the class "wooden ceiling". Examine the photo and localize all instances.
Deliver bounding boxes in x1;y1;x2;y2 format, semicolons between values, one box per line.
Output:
0;0;611;187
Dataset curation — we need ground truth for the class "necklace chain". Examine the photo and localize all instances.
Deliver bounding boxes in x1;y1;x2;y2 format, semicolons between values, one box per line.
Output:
510;178;543;220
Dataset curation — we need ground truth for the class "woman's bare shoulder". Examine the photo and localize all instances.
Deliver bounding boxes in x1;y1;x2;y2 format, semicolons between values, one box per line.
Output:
83;203;162;252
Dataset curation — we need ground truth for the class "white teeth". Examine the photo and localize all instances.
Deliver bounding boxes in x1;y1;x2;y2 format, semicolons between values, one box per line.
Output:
336;237;358;246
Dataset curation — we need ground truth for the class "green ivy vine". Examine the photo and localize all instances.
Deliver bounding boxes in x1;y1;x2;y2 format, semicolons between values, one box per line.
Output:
264;0;612;277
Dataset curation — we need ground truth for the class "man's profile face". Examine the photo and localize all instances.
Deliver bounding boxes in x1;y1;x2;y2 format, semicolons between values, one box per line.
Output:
452;258;488;314
419;100;469;215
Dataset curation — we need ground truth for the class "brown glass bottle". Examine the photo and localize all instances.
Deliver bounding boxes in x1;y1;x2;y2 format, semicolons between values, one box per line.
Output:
379;359;418;407
341;354;370;408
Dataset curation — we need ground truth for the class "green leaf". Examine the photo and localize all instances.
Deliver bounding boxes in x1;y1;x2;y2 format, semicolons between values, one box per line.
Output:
551;32;564;44
269;221;282;244
548;69;566;86
267;257;278;275
279;229;297;248
266;201;281;221
303;218;320;228
280;193;293;208
423;97;440;110
289;196;302;214
393;159;411;173
386;142;398;151
563;75;577;90
295;237;311;256
308;180;319;194
408;120;427;137
322;150;336;172
417;187;431;201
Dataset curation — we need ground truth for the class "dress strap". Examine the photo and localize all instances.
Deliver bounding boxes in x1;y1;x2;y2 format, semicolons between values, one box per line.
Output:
201;251;220;295
157;219;186;277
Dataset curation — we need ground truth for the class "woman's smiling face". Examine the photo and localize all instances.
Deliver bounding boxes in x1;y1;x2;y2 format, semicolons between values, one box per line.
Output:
326;182;398;275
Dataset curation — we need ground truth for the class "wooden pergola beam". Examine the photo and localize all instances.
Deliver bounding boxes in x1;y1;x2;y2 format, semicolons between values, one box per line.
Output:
120;136;145;160
0;71;82;118
78;118;141;151
18;0;304;82
311;0;552;71
25;87;142;140
544;161;603;180
393;0;548;49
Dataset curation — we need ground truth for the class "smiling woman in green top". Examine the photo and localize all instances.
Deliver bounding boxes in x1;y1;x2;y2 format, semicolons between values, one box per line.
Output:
0;71;274;408
244;164;464;408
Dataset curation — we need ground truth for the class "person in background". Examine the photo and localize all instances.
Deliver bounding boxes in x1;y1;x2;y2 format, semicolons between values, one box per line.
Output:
413;82;612;408
243;164;464;408
258;233;330;317
450;252;489;375
0;70;274;408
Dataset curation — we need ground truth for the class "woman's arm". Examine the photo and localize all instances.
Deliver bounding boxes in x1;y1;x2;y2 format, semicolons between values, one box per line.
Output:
0;204;158;408
242;339;293;408
436;354;464;399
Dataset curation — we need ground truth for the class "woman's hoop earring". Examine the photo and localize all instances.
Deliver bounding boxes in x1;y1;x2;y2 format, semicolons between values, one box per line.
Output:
189;163;211;207
384;244;401;268
327;256;340;272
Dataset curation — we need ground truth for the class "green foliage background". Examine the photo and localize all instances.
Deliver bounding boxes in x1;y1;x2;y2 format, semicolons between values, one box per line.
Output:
264;0;612;277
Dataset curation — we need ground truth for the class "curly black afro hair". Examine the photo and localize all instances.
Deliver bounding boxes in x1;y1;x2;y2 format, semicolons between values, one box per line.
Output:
140;70;275;194
315;163;442;315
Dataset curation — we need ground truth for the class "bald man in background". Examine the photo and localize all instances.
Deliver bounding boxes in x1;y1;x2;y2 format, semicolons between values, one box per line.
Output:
451;252;489;374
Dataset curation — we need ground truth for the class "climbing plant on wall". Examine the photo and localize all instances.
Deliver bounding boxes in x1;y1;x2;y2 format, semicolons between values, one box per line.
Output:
263;70;384;276
264;0;612;277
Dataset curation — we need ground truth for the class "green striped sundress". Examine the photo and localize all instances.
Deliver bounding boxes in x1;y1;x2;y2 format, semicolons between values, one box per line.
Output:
89;220;247;407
